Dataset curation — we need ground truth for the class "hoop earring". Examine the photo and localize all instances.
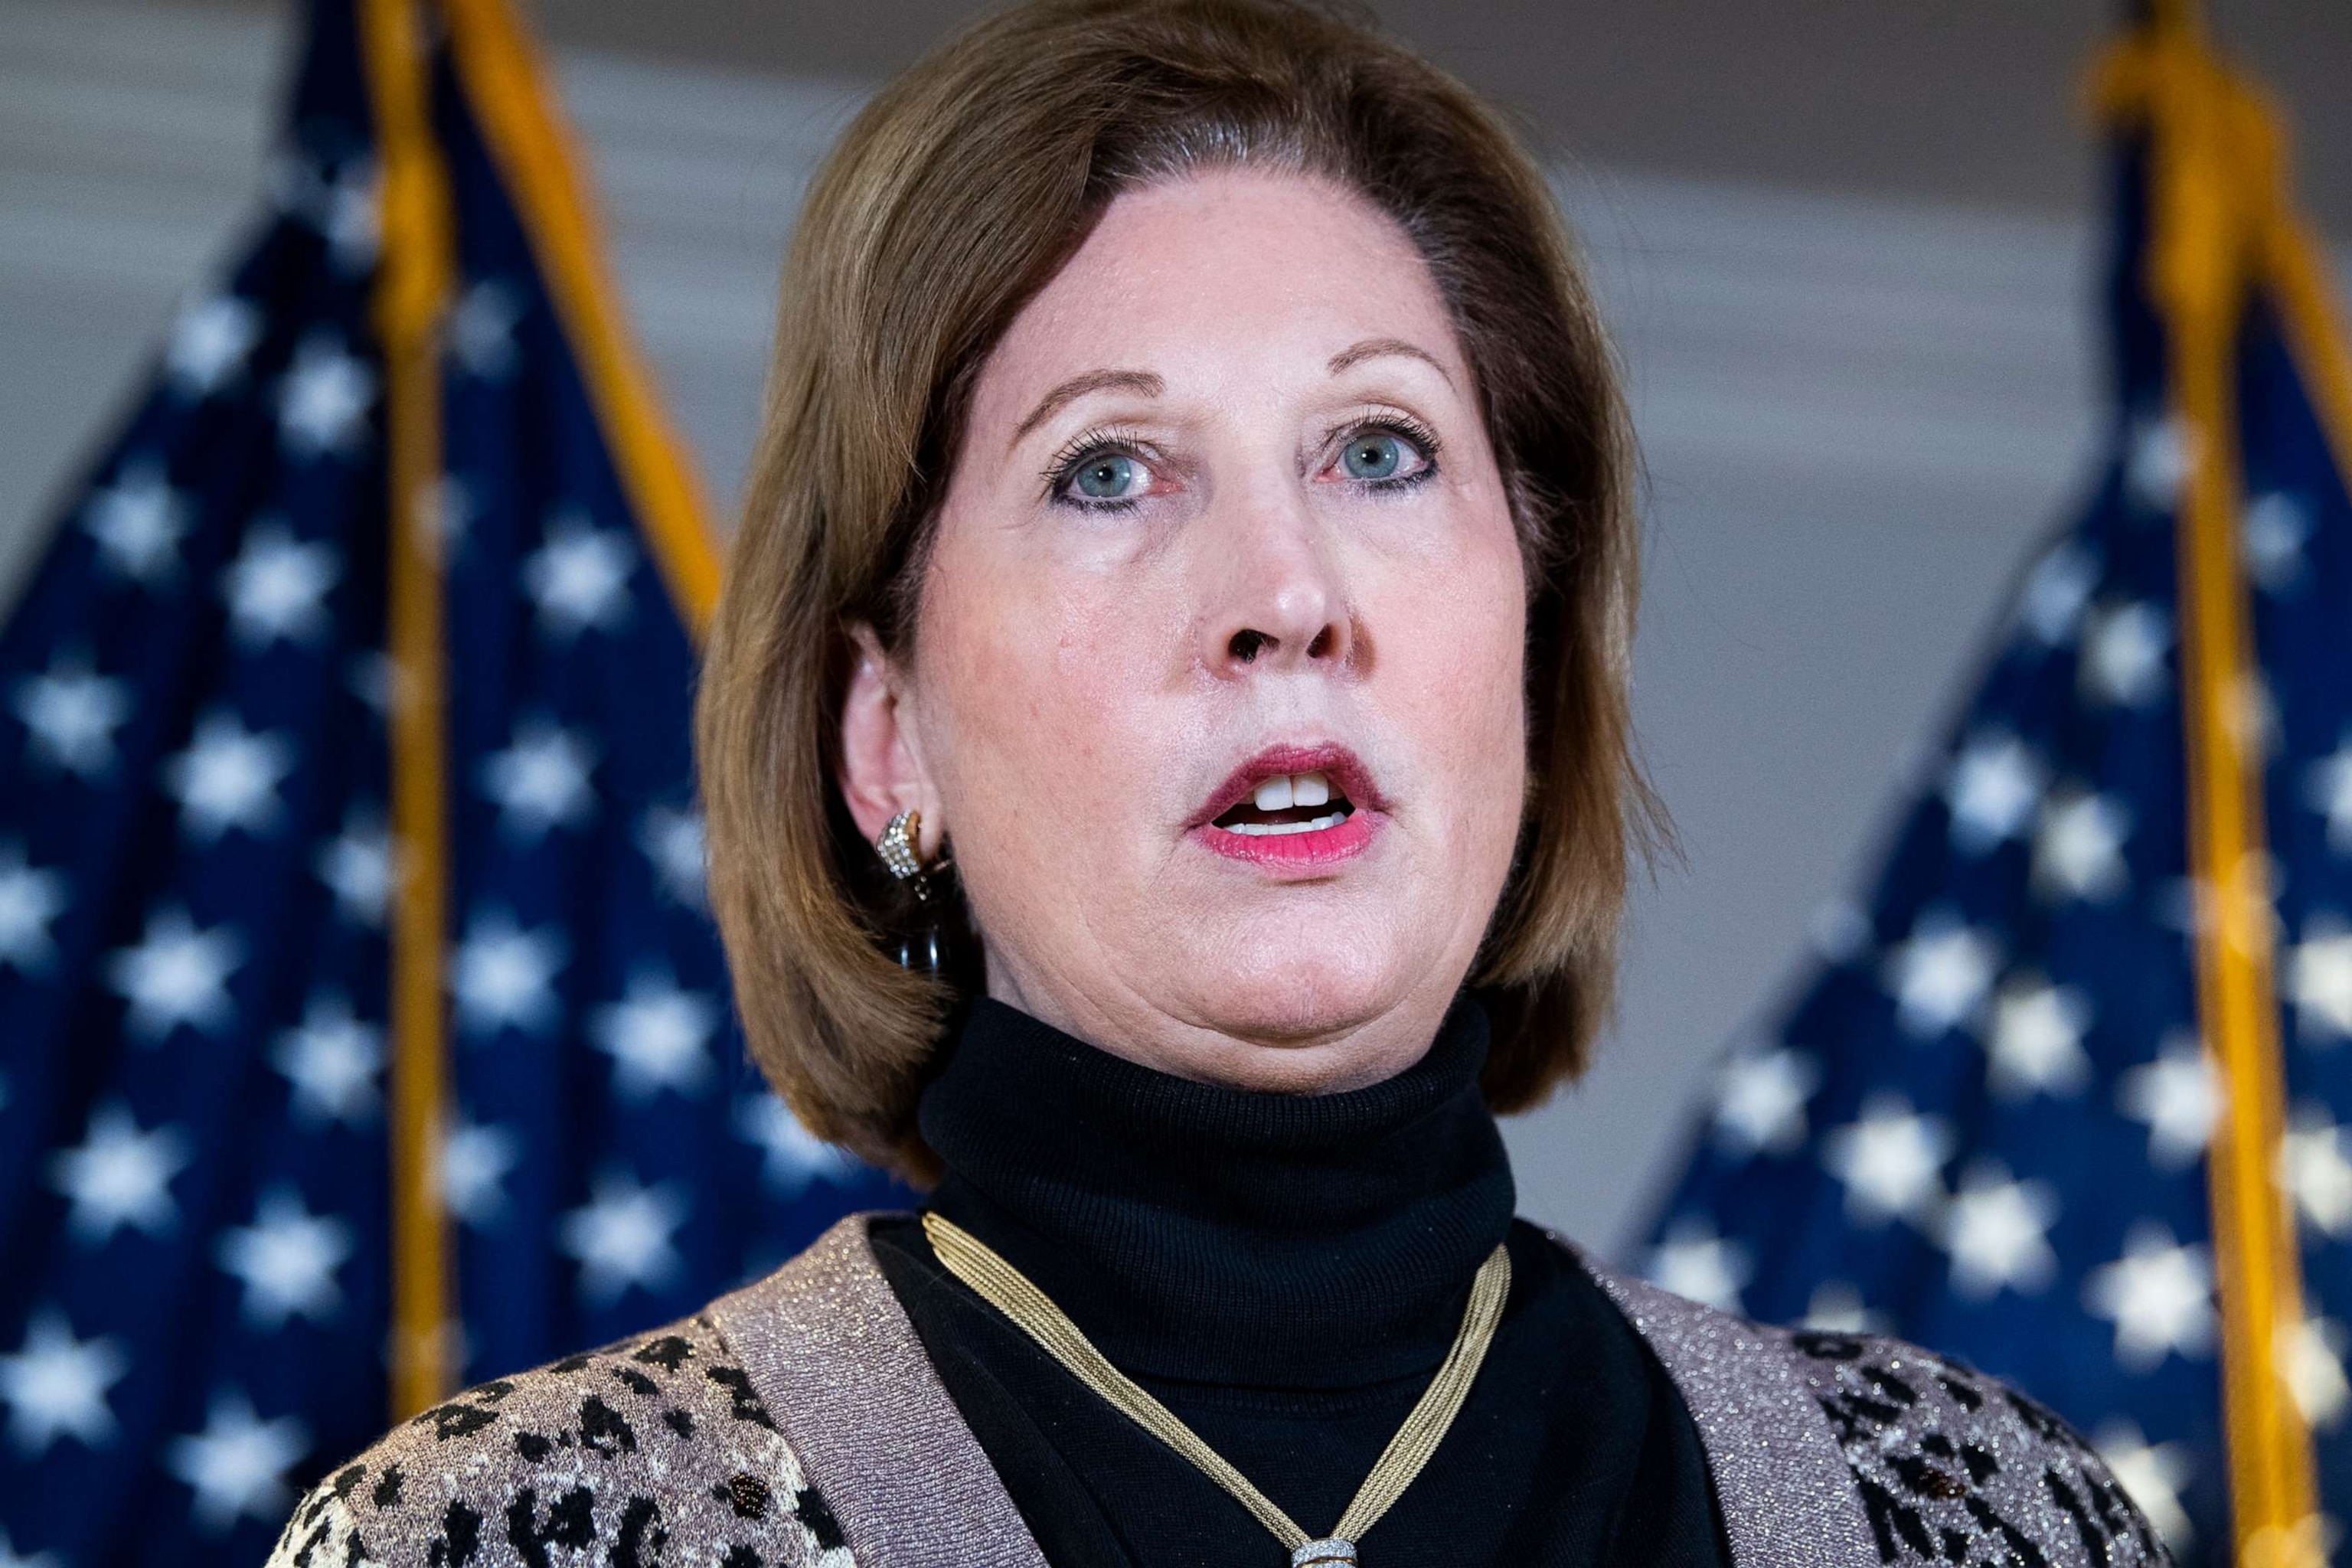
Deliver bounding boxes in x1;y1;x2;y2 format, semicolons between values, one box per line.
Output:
875;808;953;973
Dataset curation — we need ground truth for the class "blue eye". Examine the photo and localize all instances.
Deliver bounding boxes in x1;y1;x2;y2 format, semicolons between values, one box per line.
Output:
1072;453;1138;500
1341;433;1404;481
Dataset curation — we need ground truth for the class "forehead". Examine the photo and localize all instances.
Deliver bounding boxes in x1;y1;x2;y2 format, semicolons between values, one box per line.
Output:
972;167;1467;416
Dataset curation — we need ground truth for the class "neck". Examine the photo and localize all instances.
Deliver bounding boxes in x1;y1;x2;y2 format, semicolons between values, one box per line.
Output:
916;995;1515;1387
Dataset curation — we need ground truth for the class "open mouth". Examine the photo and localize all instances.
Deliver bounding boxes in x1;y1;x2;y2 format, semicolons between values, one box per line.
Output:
1209;769;1355;837
1192;743;1380;868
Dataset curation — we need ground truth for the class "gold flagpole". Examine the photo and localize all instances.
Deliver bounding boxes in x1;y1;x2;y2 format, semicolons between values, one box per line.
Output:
356;0;458;1420
2093;6;2322;1560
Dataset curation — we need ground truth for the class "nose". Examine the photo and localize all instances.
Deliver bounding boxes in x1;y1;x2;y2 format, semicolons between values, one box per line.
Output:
1198;490;1357;678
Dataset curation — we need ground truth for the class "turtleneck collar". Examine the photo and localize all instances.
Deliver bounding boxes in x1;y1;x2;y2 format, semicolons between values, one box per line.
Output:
915;994;1516;1389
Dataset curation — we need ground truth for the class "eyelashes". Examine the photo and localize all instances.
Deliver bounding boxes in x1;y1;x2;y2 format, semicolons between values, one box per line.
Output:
1040;410;1444;511
1040;423;1157;502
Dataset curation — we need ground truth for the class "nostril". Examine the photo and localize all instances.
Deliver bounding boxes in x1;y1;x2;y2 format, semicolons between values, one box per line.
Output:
1306;627;1333;659
1229;629;1270;663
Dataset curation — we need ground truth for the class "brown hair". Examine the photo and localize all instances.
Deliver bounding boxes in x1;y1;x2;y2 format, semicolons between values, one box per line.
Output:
695;0;1670;1178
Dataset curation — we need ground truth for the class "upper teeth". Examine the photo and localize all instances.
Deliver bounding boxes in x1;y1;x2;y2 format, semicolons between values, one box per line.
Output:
1253;770;1331;811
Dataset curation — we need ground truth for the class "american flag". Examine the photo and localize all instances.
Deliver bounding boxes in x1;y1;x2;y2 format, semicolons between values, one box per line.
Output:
1641;15;2352;1567
0;3;900;1562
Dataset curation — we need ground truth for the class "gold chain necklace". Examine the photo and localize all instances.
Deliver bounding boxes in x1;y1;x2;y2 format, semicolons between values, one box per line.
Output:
921;1211;1511;1566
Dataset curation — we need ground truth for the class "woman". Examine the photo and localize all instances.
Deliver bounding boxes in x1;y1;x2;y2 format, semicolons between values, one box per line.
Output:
270;2;2166;1564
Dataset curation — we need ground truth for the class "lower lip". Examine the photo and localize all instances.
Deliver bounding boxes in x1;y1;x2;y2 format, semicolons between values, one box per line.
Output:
1193;809;1378;869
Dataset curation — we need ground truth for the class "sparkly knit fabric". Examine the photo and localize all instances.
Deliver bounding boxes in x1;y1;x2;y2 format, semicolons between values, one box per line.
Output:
266;1217;2169;1567
260;1311;851;1568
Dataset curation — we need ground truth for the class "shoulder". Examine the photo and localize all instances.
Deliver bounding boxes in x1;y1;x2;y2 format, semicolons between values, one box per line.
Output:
1762;1323;2172;1567
264;1312;855;1568
1545;1236;2170;1567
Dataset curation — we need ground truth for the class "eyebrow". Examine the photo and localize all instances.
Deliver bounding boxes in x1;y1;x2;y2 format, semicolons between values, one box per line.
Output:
1009;339;1450;449
1012;368;1165;447
1326;336;1453;385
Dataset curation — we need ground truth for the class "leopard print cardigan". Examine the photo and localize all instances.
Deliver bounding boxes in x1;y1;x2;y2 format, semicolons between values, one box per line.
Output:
262;1312;850;1568
265;1216;2169;1568
1779;1327;2167;1566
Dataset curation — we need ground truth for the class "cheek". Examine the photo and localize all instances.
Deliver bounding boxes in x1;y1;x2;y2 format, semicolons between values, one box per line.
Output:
916;534;1162;870
1382;514;1529;827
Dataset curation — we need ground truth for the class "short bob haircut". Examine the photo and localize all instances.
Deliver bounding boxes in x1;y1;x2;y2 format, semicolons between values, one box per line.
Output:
696;0;1668;1179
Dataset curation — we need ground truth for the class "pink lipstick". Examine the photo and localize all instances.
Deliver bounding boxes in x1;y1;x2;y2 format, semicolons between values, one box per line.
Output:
1190;743;1383;871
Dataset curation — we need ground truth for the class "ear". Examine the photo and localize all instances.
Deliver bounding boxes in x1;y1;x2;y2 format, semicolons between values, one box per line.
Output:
838;622;947;861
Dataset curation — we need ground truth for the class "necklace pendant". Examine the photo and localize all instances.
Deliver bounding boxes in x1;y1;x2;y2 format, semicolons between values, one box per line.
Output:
1291;1540;1356;1566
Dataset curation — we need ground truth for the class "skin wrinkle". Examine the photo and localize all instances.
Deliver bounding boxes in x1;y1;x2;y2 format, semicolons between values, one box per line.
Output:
838;167;1527;1092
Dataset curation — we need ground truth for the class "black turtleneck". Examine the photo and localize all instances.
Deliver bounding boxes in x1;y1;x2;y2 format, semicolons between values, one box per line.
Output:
867;995;1730;1567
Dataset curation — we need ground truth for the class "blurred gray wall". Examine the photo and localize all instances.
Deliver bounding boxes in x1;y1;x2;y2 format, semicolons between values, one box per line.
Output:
5;0;2347;1256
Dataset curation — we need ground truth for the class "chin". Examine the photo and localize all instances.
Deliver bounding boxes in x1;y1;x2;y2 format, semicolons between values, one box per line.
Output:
1178;933;1407;1050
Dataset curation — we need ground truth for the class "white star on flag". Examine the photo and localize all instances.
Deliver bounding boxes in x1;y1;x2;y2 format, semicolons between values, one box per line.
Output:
1985;974;2093;1099
2016;541;2100;645
2286;913;2352;1044
639;804;708;910
0;1309;127;1456
1880;908;2001;1038
522;510;636;641
315;805;395;927
216;1187;354;1329
590;972;720;1102
163;709;296;842
451;908;567;1037
272;992;383;1128
83;463;189;586
2117;1031;2223;1169
2082;1222;2214;1370
2243;490;2312;591
1645;1218;1750;1314
1710;1043;1819;1157
0;1525;62;1568
48;1102;189;1246
2305;735;2352;855
2096;1421;2195;1555
276;334;374;458
735;1095;860;1196
2032;786;2132;903
347;651;397;716
1799;1282;1891;1336
2125;413;2194;513
446;277;521;379
319;160;380;273
273;154;383;273
439;1118;522;1229
0;842;68;973
2282;1316;2351;1432
165;295;262;398
164;1391;308;1535
2077;599;2171;709
2278;1105;2352;1237
559;1168;690;1307
414;472;478;554
1942;730;2047;854
221;520;340;648
11;656;133;779
1821;1094;1955;1225
106;905;243;1042
479;716;597;841
2223;671;2281;761
1936;1161;2060;1299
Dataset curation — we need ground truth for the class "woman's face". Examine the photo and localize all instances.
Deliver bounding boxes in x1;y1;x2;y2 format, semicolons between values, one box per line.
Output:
840;167;1528;1093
